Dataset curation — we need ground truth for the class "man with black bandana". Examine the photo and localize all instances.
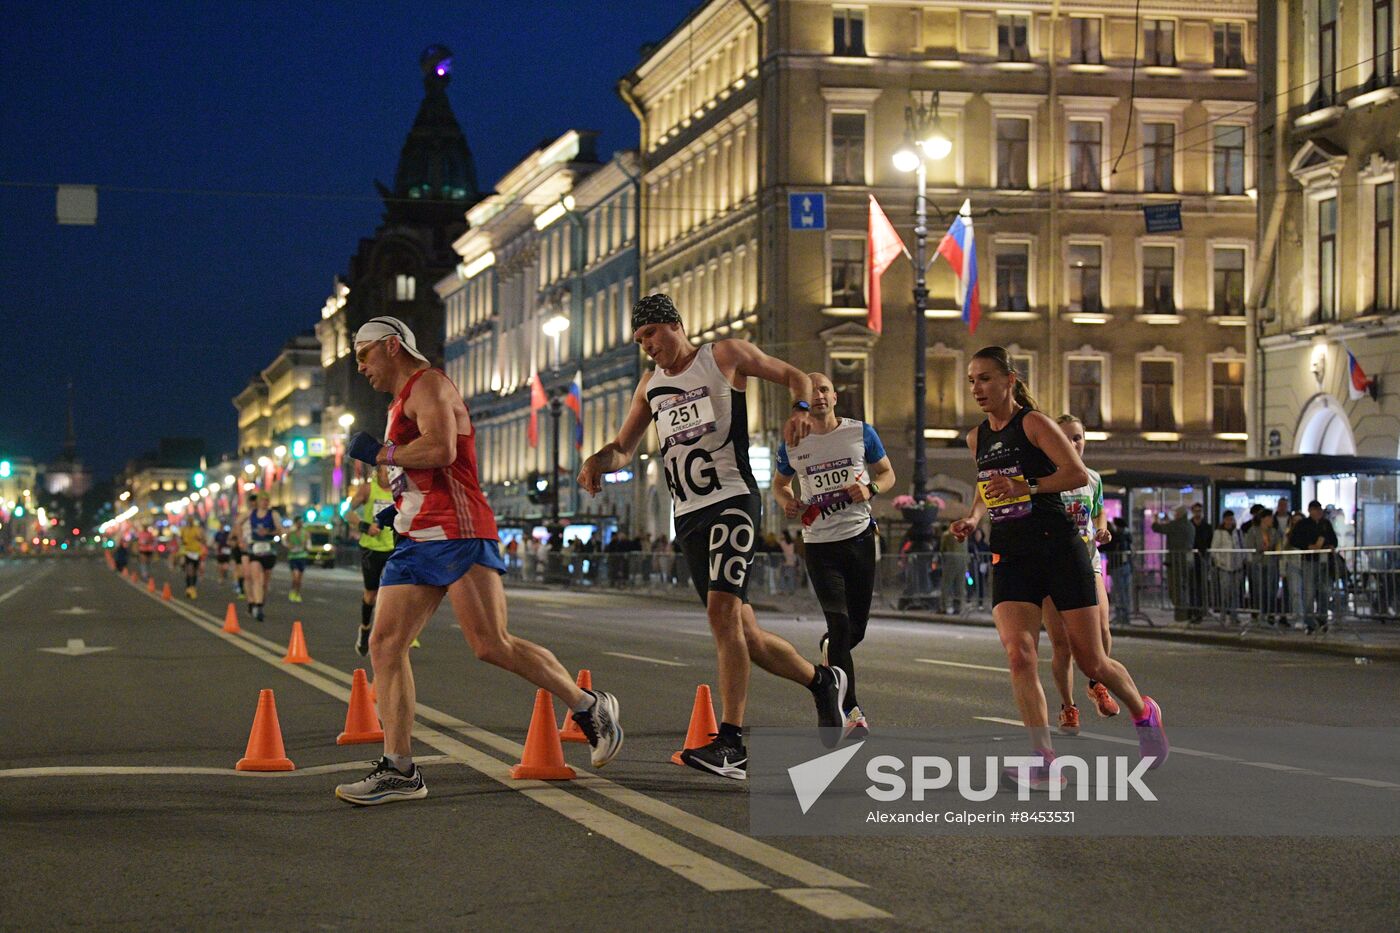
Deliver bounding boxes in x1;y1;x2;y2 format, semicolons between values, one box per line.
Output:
578;294;847;780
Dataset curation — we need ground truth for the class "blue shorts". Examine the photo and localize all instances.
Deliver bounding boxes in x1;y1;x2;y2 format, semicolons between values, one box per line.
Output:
289;558;309;573
381;538;507;588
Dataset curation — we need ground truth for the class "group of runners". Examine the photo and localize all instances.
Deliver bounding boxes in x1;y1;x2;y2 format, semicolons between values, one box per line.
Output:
328;303;1167;807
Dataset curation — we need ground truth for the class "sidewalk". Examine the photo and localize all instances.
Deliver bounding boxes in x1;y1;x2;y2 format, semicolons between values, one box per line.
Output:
503;578;1400;663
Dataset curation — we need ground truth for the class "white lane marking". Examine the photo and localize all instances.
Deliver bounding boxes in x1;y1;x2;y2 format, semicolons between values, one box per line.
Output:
917;658;1008;674
53;606;98;615
540;611;572;619
147;583;876;907
976;716;1395;789
774;888;893;921
39;638;115;656
0;569;49;605
603;651;688;667
0;756;456;780
146;594;769;897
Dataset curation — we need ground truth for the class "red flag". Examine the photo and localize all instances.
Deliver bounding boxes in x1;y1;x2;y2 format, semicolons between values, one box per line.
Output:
867;195;905;334
527;372;549;447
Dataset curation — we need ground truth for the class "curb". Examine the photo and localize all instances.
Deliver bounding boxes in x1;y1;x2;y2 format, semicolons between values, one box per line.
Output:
504;581;1399;662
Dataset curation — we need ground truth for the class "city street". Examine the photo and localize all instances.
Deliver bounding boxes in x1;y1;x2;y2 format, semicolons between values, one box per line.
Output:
4;556;1397;930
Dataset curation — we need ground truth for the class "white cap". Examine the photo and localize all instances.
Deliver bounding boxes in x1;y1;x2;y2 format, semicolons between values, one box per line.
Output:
354;316;428;362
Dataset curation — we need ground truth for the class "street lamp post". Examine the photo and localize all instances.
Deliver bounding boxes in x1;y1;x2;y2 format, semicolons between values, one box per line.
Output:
892;91;953;504
540;311;571;557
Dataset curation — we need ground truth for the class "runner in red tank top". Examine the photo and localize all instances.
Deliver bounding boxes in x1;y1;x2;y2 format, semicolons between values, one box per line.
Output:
333;316;623;807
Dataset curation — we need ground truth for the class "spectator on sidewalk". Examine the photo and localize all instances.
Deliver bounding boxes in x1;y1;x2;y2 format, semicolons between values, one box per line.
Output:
1102;516;1134;627
1211;510;1246;623
1287;500;1338;633
1244;511;1280;626
938;522;965;614
1189;503;1214;624
778;530;799;593
967;526;991;610
1151;506;1193;622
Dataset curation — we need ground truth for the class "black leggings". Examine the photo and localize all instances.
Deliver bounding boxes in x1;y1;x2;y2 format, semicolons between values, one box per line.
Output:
803;525;877;712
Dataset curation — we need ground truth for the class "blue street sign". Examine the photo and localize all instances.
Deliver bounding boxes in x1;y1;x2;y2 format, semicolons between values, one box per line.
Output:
1142;201;1183;233
789;192;826;230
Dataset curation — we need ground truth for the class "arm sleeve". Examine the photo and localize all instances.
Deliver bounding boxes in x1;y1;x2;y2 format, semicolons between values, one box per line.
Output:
775;442;796;477
863;423;888;462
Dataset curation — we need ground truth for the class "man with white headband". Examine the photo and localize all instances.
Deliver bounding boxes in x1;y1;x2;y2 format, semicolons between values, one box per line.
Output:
334;316;623;806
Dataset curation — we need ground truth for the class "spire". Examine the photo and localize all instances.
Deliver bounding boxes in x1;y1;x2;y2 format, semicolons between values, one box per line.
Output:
378;45;482;225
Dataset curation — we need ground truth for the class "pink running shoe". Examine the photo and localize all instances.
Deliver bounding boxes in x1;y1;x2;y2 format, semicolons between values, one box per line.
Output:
1002;748;1067;794
1133;696;1169;769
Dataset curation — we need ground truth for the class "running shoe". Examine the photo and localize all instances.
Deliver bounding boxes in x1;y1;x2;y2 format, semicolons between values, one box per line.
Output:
289;591;302;604
1133;696;1169;770
819;633;829;667
335;757;427;806
1001;748;1067;794
811;665;848;745
1057;704;1081;735
680;732;748;780
186;586;197;600
843;706;869;741
570;690;624;768
411;638;421;649
355;626;371;657
1087;681;1120;718
252;605;264;622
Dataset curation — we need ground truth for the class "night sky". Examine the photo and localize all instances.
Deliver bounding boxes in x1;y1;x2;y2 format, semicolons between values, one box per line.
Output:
0;0;691;482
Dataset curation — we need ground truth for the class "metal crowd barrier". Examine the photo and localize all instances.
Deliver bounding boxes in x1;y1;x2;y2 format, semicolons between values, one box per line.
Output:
499;544;1400;632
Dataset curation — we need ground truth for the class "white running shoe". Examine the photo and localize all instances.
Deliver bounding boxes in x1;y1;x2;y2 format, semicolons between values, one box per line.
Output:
571;690;624;768
335;757;427;806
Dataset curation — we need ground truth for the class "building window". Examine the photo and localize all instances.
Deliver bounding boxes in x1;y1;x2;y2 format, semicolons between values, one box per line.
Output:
830;111;866;184
833;7;865;56
1213;23;1245;69
1142;245;1176;313
1069;120;1103;191
996;118;1030;189
1145;20;1176;67
1318;196;1337;322
1143;123;1175;193
1140;360;1177;431
997;13;1031;62
1376;0;1395;86
1376;182;1394;313
1069;17;1102;64
1317;0;1338;105
926;355;960;428
995;243;1030;312
1068;358;1104;429
831;237;866;306
394;274;416;302
1213;247;1247;316
1212;360;1246;433
1214;126;1247;195
830;353;869;422
1010;353;1034;399
1068;243;1103;313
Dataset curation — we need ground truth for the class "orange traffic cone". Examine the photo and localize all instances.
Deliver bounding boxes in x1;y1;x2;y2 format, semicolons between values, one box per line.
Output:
222;602;242;634
510;689;576;780
235;689;295;771
337;669;384;745
161;582;173;601
558;669;593;743
146;577;156;593
282;621;312;664
672;684;719;765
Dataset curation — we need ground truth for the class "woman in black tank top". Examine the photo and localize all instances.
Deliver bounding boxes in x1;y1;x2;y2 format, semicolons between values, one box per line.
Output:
949;347;1169;784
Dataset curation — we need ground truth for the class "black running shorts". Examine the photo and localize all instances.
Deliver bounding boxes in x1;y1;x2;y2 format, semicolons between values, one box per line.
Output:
361;547;392;592
991;537;1098;611
675;493;761;606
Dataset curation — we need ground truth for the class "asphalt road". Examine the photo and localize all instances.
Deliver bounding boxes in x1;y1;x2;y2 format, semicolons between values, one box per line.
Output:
3;555;1398;931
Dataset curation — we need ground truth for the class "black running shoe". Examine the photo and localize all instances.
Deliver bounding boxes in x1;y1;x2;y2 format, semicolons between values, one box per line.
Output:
335;757;427;806
355;625;371;657
680;733;748;781
570;690;624;768
811;664;848;733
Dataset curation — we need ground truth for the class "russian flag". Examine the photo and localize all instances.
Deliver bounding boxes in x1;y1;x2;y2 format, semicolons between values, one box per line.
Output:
935;199;981;334
1345;346;1377;401
527;371;548;448
565;370;584;448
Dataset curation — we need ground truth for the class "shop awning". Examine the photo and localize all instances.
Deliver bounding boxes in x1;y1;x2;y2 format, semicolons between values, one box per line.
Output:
1098;469;1219;490
1209;455;1400;477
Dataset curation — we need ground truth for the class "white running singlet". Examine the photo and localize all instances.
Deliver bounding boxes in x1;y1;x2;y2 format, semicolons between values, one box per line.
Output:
646;343;757;518
776;418;884;544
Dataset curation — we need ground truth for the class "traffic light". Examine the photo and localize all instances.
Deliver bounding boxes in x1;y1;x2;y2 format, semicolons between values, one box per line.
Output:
193;471;205;489
291;438;307;459
0;460;10;478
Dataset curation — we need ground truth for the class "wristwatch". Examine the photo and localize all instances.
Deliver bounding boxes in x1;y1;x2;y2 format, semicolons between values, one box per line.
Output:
1026;477;1039;494
866;481;881;498
791;400;811;413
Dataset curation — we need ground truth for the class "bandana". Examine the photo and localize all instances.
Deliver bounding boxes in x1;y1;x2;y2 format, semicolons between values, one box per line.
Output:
631;293;682;331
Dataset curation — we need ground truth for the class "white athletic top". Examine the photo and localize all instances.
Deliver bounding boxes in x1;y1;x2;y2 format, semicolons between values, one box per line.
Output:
646;343;757;518
776;418;887;545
